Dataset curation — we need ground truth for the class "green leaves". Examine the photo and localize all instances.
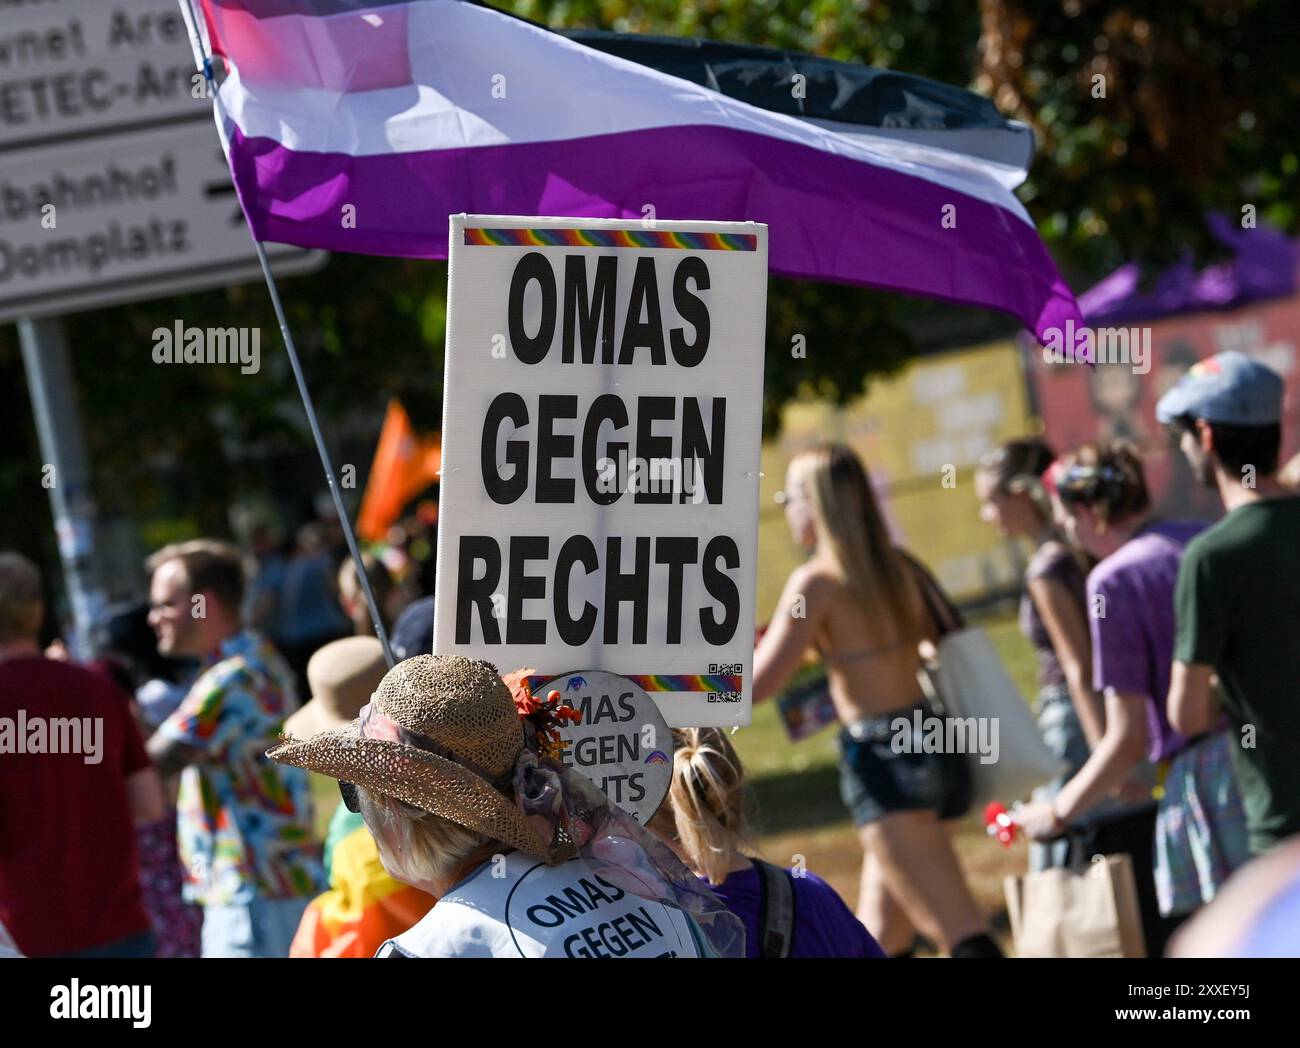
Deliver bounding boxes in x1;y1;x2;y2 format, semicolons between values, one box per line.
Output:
4;0;1295;562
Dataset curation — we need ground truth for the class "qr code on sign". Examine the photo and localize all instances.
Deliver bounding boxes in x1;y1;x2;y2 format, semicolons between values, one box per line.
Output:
709;663;742;675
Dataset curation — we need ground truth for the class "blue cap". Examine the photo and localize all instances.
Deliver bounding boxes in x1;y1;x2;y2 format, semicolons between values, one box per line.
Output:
1155;350;1283;426
390;596;434;662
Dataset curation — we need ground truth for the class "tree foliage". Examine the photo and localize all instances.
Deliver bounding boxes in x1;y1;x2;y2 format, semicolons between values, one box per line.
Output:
2;0;1295;558
979;0;1298;276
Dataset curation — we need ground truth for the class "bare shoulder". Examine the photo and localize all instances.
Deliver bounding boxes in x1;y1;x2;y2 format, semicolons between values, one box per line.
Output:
1027;539;1081;582
786;558;840;601
1026;571;1072;602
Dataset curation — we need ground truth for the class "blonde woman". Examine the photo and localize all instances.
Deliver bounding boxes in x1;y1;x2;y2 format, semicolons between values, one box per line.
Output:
754;443;999;958
337;553;396;638
649;728;884;958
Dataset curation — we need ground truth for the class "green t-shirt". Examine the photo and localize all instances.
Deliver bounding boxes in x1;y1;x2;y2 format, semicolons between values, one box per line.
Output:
1175;494;1300;854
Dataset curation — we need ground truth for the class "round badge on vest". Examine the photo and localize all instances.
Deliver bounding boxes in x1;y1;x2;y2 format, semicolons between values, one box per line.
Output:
539;670;673;825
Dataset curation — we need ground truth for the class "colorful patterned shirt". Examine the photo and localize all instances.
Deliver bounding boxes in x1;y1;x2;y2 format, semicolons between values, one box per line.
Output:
159;630;323;907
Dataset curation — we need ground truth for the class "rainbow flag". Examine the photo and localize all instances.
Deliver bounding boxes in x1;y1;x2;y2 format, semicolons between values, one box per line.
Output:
291;809;434;958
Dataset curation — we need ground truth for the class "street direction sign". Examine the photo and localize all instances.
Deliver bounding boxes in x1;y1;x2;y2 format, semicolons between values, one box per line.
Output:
0;0;324;322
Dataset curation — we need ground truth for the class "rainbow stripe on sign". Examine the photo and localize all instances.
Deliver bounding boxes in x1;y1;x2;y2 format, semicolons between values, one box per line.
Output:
625;674;743;693
527;673;743;693
464;227;757;251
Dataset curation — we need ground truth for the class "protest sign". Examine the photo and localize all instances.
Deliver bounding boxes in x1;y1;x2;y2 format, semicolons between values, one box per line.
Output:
502;857;700;958
434;215;768;727
540;670;673;824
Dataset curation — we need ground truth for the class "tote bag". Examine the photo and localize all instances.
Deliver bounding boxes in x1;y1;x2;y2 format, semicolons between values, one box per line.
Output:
903;552;1062;806
1005;853;1147;958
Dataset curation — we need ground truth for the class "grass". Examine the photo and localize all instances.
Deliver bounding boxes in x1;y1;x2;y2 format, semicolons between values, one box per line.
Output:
306;608;1040;953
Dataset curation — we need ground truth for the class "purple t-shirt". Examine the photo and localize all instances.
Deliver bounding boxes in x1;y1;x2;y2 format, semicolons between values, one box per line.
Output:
1087;519;1205;763
707;865;886;958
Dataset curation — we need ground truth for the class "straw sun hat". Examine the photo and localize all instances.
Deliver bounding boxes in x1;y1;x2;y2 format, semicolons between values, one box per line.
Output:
268;654;558;862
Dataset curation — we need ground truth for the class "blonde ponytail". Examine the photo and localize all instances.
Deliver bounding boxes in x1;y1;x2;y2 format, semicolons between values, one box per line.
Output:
665;728;752;885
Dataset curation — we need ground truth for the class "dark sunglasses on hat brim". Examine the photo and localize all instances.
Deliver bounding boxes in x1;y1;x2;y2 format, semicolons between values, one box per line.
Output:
338;778;438;819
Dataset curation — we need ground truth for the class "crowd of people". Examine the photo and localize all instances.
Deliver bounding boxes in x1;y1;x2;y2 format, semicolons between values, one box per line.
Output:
0;507;442;959
751;349;1299;957
1;349;1296;958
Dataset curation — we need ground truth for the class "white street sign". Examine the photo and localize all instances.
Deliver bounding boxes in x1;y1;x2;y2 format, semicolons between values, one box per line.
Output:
0;0;323;321
0;121;322;322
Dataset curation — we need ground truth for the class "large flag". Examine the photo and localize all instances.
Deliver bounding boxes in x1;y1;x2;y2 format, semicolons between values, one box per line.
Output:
559;28;1037;180
356;400;441;543
192;0;1080;341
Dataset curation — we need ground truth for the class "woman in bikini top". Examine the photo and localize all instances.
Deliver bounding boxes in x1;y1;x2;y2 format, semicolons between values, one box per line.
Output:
753;446;935;726
750;442;997;959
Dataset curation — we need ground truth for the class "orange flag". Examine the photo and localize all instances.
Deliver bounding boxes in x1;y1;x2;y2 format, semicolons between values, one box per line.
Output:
356;400;442;542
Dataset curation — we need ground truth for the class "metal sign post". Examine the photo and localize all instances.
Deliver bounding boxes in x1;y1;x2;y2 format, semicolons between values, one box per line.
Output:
3;0;326;651
177;0;395;666
16;316;108;660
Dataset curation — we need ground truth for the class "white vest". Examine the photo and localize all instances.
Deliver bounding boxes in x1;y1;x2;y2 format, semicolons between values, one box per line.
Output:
376;851;702;958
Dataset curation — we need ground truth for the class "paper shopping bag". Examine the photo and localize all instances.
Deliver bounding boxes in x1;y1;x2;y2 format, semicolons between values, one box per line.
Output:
1005;853;1146;958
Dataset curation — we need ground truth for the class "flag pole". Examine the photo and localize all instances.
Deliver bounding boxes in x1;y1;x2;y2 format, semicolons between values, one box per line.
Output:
179;0;396;668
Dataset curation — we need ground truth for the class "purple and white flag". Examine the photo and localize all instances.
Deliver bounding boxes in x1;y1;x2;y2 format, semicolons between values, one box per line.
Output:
192;0;1080;340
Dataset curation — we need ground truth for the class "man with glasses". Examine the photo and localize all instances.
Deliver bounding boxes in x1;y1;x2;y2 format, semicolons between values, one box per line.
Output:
1159;351;1300;857
146;540;323;956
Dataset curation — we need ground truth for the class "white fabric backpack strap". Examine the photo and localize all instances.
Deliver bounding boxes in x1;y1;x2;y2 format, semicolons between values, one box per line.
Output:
375;939;416;958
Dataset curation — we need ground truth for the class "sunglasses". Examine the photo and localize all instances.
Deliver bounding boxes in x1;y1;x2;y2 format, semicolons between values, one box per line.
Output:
339;781;360;813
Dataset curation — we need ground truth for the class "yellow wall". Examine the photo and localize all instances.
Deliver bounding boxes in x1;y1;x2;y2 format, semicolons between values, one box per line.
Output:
756;341;1033;621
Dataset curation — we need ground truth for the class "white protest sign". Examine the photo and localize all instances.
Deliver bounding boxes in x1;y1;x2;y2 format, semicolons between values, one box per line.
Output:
434;215;768;727
542;670;672;824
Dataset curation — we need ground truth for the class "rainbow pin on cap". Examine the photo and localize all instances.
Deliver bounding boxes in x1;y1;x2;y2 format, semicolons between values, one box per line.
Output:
1155;350;1283;426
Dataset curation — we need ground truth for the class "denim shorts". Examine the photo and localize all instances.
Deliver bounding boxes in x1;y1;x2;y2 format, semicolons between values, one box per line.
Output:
837;700;972;827
1029;683;1091;871
201;896;311;958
